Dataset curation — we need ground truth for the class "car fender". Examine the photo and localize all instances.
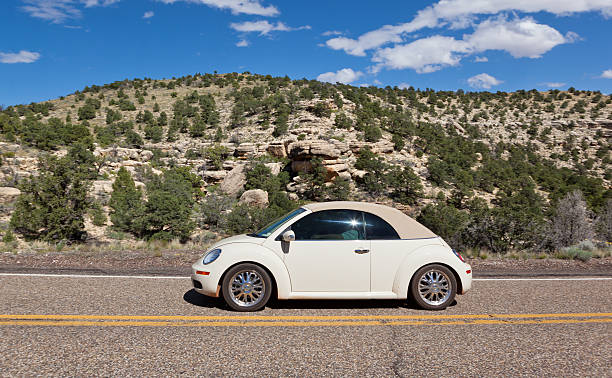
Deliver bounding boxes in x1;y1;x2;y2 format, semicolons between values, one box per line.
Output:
210;243;292;299
392;244;464;299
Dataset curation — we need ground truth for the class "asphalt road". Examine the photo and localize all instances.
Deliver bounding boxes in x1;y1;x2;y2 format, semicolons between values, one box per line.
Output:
0;274;610;376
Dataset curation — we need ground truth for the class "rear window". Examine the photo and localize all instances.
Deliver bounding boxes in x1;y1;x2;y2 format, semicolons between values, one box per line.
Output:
363;212;400;240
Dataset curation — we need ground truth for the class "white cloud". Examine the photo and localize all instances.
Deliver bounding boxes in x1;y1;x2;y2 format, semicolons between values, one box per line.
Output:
322;30;343;36
601;69;612;79
143;10;154;18
372;35;470;73
82;0;119;6
326;25;406;56
230;20;310;36
370;16;574;74
542;82;566;87
398;82;411;89
324;0;611;55
158;0;279;16
21;0;119;23
468;73;502;89
316;68;363;84
465;16;568;58
474;56;488;62
0;50;41;64
236;39;249;47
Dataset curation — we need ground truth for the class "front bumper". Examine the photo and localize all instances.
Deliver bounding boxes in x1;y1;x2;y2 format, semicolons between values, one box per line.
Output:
191;261;221;297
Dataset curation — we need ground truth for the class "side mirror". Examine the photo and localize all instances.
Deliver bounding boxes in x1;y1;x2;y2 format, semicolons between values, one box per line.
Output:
282;230;295;242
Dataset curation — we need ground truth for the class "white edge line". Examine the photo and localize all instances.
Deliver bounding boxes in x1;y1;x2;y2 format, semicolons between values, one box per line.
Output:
0;273;610;281
0;273;188;279
474;277;612;281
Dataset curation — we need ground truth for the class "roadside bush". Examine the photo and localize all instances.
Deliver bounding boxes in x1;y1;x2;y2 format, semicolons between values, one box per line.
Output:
199;193;234;231
136;168;197;242
549;190;594;248
10;143;97;242
556;246;592;262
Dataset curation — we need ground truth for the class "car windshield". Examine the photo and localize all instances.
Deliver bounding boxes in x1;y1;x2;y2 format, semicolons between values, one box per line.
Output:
249;208;306;238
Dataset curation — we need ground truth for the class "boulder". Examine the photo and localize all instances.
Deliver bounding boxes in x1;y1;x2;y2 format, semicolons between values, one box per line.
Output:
265;162;283;175
203;171;227;181
92;180;113;194
239;189;269;208
338;171;352;180
0;187;21;203
310;141;341;158
220;163;246;197
352;170;367;179
140;150;154;161
288;141;311;159
235;143;256;158
372;141;394;154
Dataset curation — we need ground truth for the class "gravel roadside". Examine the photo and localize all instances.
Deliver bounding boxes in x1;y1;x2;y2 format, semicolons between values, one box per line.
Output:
0;249;611;277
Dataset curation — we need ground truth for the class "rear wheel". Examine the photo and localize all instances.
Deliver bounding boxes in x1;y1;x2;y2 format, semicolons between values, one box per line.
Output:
222;263;272;312
410;264;456;310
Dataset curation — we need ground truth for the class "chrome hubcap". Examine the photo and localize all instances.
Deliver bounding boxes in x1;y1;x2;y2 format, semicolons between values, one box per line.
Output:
418;269;451;306
229;270;265;307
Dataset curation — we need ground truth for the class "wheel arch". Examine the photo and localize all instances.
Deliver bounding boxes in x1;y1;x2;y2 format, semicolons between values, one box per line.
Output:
218;260;280;299
392;244;464;299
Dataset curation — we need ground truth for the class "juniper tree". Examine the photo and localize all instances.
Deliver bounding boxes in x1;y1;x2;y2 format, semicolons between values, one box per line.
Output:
109;167;145;234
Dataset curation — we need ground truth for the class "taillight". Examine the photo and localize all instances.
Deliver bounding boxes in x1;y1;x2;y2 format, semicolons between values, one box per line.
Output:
452;249;465;262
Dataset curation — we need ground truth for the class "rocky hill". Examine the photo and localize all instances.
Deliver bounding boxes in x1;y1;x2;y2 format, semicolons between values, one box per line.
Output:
0;72;610;252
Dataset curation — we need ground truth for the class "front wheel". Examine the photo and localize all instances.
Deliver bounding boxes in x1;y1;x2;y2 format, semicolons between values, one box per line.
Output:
222;263;272;312
410;264;457;310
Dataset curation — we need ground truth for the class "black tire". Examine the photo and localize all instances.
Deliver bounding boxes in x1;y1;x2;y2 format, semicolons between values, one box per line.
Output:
221;263;272;312
410;264;457;311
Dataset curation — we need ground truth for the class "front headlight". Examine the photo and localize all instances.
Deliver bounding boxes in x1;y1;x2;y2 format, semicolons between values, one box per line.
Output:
203;248;222;265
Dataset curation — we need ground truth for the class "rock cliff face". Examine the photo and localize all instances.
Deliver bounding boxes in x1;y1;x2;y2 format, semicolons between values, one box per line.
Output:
0;73;610;240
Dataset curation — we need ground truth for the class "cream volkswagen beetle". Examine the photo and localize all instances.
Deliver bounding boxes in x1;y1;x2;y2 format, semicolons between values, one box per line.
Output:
191;201;472;311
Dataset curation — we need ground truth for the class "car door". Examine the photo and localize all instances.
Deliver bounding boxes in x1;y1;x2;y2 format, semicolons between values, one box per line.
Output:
282;209;371;292
364;211;413;293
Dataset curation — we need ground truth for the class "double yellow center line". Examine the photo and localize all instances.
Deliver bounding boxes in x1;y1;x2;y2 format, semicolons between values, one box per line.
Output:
0;313;610;327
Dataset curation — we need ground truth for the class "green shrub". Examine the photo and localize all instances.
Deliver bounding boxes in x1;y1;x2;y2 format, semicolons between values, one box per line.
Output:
334;112;352;129
78;105;96;120
89;202;107;227
363;124;382;142
10;143;97;242
136;168;197;242
125;130;144;148
417;202;469;246
2;229;16;243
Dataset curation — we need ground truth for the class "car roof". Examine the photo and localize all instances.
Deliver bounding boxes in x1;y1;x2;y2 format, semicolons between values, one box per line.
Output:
301;201;436;239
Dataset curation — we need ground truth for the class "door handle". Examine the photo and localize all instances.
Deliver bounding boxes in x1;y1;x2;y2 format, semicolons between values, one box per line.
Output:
354;249;370;254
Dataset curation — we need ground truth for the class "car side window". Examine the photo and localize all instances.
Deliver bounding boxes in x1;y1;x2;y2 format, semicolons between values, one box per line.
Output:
291;210;365;240
363;212;400;240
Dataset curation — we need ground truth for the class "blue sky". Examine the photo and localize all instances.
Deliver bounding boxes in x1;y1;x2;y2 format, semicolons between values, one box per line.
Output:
1;0;611;106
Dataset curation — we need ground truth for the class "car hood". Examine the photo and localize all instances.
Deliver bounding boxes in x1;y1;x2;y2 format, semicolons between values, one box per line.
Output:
208;234;266;250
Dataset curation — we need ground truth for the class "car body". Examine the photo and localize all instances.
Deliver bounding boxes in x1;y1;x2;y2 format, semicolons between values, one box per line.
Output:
191;201;472;311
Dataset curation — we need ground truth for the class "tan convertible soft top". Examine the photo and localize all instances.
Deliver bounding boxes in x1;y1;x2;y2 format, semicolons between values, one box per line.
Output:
302;201;436;239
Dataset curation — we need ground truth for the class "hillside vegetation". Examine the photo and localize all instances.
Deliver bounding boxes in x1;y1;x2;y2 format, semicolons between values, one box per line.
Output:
0;72;611;256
